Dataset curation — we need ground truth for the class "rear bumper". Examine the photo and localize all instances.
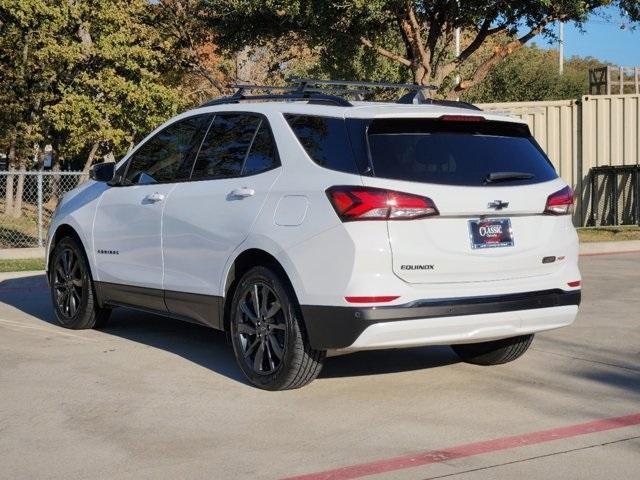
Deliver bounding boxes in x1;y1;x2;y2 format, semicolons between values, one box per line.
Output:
300;289;581;350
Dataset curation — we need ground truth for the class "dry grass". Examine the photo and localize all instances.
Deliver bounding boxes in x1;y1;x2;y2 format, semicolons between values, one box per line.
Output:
577;226;640;243
0;200;55;248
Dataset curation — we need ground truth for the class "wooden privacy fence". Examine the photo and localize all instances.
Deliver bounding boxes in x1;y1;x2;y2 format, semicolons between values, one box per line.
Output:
479;95;640;226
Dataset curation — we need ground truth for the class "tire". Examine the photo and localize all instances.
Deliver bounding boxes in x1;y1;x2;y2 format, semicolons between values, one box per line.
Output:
451;334;534;366
49;236;111;329
229;266;325;390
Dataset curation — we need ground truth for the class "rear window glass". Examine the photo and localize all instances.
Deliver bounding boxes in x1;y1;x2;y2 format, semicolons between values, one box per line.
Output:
367;119;557;186
284;114;359;173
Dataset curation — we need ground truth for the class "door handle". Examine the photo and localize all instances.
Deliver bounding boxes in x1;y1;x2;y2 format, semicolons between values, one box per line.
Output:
143;192;165;203
229;187;255;198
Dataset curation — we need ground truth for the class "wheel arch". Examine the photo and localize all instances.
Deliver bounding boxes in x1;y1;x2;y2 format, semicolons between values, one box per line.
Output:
48;224;92;275
222;248;297;333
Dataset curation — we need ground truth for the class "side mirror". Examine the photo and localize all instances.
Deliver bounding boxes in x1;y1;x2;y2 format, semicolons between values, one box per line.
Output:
89;162;116;183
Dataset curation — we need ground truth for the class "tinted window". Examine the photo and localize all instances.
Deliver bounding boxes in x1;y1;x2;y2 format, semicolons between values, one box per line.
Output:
242;121;279;175
285;114;358;173
192;114;261;180
124;116;208;185
367;119;557;186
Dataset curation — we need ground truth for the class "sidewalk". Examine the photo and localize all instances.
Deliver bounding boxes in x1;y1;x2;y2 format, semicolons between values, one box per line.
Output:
0;247;45;260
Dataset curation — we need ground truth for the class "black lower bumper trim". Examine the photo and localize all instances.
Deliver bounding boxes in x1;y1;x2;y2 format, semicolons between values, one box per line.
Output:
300;289;581;350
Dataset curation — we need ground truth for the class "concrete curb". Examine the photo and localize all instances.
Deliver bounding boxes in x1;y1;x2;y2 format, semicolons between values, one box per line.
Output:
579;240;640;256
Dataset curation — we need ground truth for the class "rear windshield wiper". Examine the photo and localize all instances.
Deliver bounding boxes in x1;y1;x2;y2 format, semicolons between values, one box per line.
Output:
484;171;535;184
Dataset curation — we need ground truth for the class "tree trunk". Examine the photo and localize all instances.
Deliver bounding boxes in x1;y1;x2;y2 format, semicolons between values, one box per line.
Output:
80;141;100;183
11;158;26;219
235;46;253;82
4;135;17;215
82;142;100;174
46;146;61;210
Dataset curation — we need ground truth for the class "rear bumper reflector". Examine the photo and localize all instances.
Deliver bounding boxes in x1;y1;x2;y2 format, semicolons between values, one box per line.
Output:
345;296;400;304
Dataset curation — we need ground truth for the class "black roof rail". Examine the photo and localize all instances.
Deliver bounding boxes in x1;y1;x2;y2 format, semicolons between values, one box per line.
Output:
198;79;481;110
199;84;353;108
291;78;482;109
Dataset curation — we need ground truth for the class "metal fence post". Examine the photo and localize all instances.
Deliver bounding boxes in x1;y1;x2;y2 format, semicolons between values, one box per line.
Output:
610;169;618;226
635;167;640;226
590;170;597;226
37;172;43;248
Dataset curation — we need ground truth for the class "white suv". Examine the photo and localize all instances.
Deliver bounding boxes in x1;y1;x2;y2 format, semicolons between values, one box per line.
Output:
46;83;581;390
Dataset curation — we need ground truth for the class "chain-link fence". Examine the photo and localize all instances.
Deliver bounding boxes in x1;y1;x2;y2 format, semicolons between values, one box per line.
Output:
588;165;640;226
0;171;86;248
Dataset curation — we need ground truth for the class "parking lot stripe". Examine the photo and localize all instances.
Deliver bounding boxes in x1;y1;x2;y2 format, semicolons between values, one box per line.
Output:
283;413;640;480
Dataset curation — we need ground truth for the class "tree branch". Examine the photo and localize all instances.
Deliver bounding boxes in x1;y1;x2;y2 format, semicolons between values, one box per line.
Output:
405;1;430;68
457;18;492;64
438;17;494;81
359;36;411;66
453;15;557;96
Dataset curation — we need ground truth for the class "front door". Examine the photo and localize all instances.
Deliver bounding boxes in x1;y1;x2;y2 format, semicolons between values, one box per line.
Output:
92;114;210;309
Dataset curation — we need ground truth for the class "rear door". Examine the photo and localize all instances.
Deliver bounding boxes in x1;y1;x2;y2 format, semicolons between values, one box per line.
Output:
360;117;571;284
162;112;281;322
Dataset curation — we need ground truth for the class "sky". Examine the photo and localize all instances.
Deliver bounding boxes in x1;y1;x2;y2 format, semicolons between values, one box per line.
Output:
542;7;640;65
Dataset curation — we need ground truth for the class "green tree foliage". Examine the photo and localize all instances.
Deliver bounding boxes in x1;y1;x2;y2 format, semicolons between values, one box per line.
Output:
463;45;606;103
0;1;70;215
46;0;187;170
0;0;188;216
204;0;640;98
0;1;186;173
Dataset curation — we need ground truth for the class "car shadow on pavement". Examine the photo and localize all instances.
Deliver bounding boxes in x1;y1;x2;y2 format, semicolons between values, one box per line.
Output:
0;273;460;385
321;346;459;378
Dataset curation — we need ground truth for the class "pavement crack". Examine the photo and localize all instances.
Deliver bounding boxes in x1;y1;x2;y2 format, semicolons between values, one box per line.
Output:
421;435;640;479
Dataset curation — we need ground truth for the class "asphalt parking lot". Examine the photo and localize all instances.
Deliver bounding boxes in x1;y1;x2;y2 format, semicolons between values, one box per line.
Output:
0;253;639;480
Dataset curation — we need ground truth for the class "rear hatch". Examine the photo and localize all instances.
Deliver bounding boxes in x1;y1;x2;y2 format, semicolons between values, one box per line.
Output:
359;116;572;284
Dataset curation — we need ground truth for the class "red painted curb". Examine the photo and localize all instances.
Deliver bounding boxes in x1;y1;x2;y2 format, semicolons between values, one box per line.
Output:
284;413;640;480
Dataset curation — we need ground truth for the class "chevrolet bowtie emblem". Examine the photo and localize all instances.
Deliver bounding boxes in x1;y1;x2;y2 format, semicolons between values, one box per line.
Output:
488;200;509;210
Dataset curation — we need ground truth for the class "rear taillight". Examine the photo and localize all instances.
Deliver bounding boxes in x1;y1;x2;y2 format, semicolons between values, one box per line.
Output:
544;186;574;215
326;186;439;221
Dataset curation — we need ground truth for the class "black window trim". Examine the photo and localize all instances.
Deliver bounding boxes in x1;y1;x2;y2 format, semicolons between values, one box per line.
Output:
186;111;282;183
118;113;213;187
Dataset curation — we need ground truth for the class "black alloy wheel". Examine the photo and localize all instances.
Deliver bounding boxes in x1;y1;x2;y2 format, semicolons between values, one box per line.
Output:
52;246;85;319
236;281;287;375
50;236;110;329
230;266;325;390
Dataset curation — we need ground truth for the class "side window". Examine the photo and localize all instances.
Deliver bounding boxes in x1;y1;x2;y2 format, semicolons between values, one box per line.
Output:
242;121;280;176
284;114;359;173
124;115;209;185
191;114;261;180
